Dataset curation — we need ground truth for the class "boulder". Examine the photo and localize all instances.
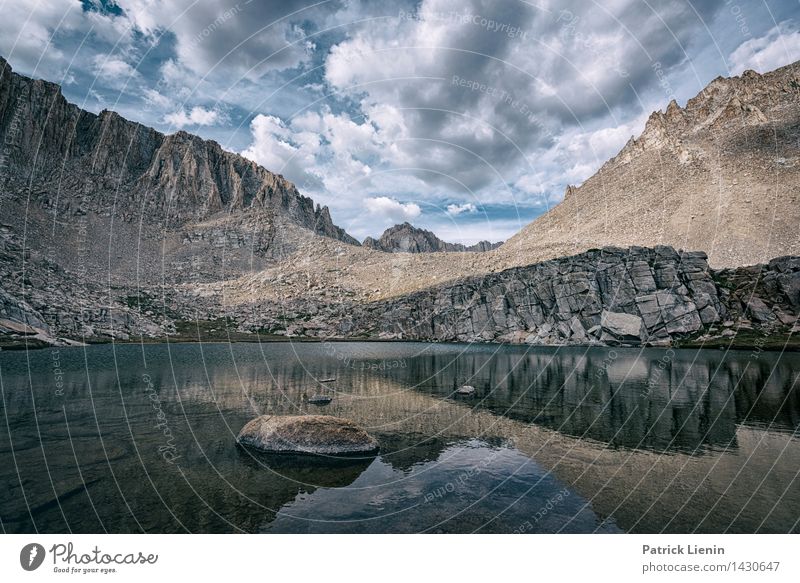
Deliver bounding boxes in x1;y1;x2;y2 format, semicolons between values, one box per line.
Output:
746;297;775;323
569;317;587;340
236;415;379;456
0;318;37;335
601;310;645;341
456;385;476;395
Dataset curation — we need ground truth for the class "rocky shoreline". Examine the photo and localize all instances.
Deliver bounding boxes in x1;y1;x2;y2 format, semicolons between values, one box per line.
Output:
3;245;798;352
216;246;800;348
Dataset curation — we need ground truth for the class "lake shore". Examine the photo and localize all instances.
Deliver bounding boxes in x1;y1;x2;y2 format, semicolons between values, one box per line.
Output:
3;324;799;352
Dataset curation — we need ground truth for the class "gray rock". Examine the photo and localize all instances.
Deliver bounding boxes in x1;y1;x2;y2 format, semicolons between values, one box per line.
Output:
456;385;477;395
569;317;587;340
746;297;774;322
236;415;379;456
699;304;720;325
601;310;645;341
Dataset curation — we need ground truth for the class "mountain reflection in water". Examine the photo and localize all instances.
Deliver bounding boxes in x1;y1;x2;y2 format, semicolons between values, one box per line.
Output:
390;346;800;454
0;342;797;533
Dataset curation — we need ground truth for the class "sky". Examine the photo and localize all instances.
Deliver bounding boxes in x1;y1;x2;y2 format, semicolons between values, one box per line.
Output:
2;0;799;244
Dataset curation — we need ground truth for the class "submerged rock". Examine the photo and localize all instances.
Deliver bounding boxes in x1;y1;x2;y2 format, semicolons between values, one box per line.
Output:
307;395;332;405
236;415;379;456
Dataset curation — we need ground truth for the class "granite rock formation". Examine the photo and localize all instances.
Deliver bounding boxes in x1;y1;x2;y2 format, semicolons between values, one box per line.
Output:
235;246;799;347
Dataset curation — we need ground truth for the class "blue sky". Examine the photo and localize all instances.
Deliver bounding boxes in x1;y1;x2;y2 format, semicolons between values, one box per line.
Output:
2;0;799;243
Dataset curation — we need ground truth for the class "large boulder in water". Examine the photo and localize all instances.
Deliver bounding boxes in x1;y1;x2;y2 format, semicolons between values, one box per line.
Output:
236;415;379;456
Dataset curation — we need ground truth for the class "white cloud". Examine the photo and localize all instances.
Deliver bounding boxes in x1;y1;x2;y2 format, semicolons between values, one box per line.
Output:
364;197;421;222
142;87;171;109
164;106;221;128
446;202;477;215
118;0;327;79
92;55;139;85
728;23;800;75
240;106;406;197
321;0;722;201
0;1;91;78
514;110;649;204
241;113;324;190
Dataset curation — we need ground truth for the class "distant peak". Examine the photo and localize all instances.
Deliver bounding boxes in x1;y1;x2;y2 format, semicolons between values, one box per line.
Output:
364;223;502;254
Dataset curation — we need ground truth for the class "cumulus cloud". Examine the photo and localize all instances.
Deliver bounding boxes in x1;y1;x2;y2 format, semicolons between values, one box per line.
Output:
446;202;477;215
164;106;221;128
322;0;724;197
9;0;798;240
240;110;382;193
365;197;421;221
241;113;320;187
119;0;337;78
92;55;139;86
728;22;800;75
0;0;129;80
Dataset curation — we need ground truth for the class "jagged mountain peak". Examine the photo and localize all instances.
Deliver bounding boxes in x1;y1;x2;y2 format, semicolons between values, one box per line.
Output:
363;222;502;253
501;59;800;269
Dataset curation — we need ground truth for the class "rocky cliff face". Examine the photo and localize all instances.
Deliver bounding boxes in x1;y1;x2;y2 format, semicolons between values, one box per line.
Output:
0;55;361;347
501;61;800;269
242;246;799;347
362;246;725;344
0;56;357;244
363;222;502;253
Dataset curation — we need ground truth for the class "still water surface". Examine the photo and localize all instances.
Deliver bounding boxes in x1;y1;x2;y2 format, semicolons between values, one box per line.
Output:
0;342;798;533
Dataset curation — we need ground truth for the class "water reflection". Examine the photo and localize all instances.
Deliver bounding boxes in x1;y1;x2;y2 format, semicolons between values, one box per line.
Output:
391;346;800;454
264;439;619;534
0;342;797;533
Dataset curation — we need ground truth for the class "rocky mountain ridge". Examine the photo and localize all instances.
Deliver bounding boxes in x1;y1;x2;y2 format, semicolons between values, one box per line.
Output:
363;222;502;253
0;56;356;244
500;61;800;269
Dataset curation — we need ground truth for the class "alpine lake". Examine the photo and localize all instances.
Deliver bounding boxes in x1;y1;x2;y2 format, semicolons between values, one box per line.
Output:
1;341;798;533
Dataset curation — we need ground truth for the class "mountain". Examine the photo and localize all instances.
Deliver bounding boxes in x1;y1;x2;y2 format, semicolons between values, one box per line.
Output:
0;54;357;345
1;56;798;350
500;62;800;269
362;222;502;253
0;56;357;247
